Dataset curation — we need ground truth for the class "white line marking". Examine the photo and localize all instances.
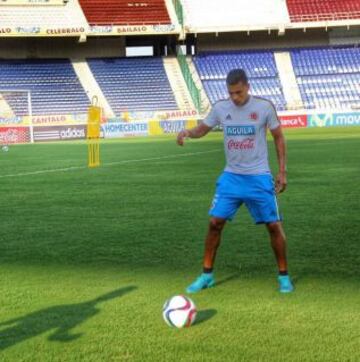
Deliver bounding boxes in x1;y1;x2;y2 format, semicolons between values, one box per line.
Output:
0;149;220;179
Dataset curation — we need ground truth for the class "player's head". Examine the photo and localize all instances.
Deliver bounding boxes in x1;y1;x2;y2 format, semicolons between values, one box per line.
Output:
226;69;250;106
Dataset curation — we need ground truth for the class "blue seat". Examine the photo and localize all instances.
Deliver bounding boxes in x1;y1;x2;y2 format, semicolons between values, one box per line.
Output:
290;46;360;109
0;59;89;116
87;57;178;114
194;50;287;111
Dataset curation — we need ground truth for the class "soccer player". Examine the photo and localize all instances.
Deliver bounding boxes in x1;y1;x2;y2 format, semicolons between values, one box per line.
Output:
177;69;294;293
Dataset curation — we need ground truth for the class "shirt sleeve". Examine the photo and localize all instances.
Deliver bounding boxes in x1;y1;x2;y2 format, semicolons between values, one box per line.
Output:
266;102;281;130
203;105;220;128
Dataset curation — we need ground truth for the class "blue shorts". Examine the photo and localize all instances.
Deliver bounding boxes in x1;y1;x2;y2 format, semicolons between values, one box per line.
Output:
209;172;282;224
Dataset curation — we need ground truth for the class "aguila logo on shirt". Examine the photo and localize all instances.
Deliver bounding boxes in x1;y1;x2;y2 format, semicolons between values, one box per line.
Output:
226;125;255;136
249;112;258;121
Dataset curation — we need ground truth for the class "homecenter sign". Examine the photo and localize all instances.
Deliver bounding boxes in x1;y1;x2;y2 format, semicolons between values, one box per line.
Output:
101;122;148;138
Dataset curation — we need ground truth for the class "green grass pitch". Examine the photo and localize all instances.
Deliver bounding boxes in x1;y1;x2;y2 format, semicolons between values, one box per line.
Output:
0;127;359;361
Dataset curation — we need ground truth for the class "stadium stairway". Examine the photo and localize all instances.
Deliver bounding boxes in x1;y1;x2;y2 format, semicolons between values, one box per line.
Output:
274;52;303;110
181;0;290;32
164;0;180;26
185;57;211;114
71;59;115;118
162;57;194;111
0;94;15;119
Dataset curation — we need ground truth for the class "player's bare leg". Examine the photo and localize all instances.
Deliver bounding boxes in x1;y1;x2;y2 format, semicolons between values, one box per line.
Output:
186;217;226;293
266;222;288;271
203;217;227;269
266;222;294;293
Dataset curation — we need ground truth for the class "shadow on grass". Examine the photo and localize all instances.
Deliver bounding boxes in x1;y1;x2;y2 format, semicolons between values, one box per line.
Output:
216;273;240;287
0;286;136;351
194;309;217;326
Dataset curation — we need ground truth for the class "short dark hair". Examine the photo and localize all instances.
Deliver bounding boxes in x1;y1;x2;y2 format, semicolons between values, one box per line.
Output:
226;69;248;86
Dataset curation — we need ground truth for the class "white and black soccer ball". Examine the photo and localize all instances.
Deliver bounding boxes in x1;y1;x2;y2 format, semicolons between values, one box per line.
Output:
162;295;197;328
2;145;9;152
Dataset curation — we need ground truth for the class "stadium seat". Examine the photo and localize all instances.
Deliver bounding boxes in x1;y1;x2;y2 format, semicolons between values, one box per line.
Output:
78;0;171;25
287;0;360;22
291;47;360;109
0;59;90;116
194;51;287;111
86;57;178;113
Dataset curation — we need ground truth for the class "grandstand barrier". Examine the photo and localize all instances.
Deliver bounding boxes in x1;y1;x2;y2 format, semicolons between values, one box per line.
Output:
279;115;307;128
0;25;181;37
0;126;30;144
88;24;180;36
33;125;87;142
116;109;199;122
148;119;197;135
0;24;181;37
1;111;360;144
0;25;180;38
101;122;149;138
0;27;86;37
308;112;360;127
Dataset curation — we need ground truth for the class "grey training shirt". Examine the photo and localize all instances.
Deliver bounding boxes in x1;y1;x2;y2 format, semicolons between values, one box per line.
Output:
203;96;280;175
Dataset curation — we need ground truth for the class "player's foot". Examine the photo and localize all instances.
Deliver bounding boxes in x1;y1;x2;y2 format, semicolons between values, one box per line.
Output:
186;273;215;293
278;275;294;293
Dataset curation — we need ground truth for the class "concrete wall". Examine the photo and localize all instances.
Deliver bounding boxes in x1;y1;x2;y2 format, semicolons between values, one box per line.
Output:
194;28;335;52
0;36;126;59
329;27;360;46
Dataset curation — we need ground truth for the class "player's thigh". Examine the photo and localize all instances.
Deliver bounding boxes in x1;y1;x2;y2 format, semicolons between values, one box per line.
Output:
244;174;280;224
209;193;243;221
245;194;282;224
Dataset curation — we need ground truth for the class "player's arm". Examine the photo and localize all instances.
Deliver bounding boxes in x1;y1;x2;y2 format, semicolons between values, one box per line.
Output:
270;125;287;193
176;123;212;146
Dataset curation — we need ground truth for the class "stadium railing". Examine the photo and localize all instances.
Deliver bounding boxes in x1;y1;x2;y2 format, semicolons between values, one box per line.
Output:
177;48;202;113
172;0;184;26
290;11;360;22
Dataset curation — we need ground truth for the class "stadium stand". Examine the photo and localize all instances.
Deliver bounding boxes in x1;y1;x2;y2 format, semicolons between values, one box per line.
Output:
181;0;290;32
287;0;360;22
194;51;287;111
86;57;178;114
78;0;171;25
291;47;360;110
0;0;88;30
0;59;90;116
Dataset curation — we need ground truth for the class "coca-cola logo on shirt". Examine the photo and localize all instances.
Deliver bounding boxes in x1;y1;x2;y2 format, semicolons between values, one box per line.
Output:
227;138;255;150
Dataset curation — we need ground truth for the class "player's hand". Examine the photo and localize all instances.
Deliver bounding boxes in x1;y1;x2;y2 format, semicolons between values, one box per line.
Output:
275;171;287;194
176;130;189;146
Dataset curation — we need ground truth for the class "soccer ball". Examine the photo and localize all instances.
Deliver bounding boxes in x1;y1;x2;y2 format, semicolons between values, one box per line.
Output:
162;295;197;328
2;145;9;152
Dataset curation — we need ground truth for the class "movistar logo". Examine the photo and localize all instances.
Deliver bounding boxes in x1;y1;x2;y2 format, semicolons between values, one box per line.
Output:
226;125;255;136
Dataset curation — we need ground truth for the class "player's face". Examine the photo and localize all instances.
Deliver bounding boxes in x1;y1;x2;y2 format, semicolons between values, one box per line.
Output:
228;81;250;106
